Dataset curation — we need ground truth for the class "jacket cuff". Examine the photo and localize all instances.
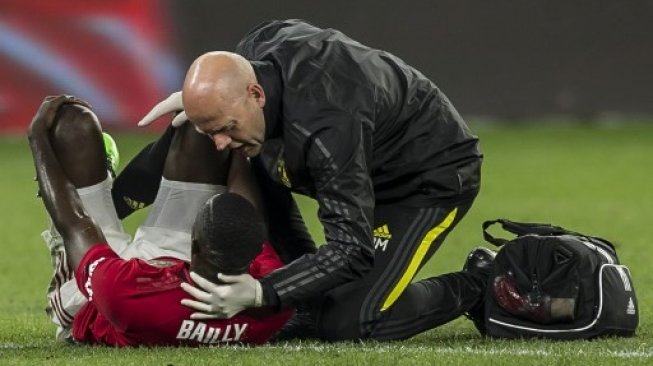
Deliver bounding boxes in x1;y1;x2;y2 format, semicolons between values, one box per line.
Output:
259;277;281;310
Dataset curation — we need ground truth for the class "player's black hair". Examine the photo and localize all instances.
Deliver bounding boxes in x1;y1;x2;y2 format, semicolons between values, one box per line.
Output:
190;192;265;277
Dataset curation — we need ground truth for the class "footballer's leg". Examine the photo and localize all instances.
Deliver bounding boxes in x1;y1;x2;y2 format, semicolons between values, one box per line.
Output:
39;103;130;339
49;104;107;187
119;123;230;261
31;101;117;338
162;122;229;184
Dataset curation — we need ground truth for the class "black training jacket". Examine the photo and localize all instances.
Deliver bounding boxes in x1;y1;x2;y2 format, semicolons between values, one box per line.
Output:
236;19;482;308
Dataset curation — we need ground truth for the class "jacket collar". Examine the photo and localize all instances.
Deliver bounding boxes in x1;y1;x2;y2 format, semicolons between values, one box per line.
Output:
251;60;283;140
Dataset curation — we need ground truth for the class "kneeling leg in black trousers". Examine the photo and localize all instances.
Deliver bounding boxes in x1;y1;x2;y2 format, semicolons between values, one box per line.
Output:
316;200;486;341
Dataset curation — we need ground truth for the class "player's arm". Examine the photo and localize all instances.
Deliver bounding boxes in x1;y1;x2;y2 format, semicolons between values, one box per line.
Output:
259;115;375;308
27;96;106;270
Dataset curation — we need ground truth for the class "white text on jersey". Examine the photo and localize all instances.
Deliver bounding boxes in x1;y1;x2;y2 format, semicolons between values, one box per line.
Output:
176;320;248;343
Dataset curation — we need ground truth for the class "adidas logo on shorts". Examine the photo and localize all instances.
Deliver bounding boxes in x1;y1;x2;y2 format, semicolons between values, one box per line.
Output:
123;196;146;210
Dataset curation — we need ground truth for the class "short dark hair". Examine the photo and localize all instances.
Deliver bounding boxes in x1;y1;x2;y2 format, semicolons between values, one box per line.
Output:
191;192;266;276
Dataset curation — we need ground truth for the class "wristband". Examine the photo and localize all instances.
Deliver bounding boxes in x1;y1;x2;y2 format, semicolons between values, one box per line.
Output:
254;281;263;307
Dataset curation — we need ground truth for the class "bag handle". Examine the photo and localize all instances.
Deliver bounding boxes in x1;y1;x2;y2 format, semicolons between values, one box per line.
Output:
482;219;617;256
483;219;577;247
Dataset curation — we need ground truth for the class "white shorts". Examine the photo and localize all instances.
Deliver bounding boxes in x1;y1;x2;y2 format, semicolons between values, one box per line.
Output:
43;175;224;339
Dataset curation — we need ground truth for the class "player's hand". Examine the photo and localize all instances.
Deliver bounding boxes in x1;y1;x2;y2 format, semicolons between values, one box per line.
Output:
28;95;91;134
137;91;188;127
180;271;263;319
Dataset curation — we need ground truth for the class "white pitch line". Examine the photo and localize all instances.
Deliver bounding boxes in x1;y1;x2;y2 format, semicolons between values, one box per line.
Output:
262;344;653;359
2;342;652;359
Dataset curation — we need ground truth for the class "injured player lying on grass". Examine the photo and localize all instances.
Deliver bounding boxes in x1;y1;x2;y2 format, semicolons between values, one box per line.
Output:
28;95;292;347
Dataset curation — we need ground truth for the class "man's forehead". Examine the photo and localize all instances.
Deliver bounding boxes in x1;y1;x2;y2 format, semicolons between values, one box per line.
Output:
187;90;238;117
192;113;233;135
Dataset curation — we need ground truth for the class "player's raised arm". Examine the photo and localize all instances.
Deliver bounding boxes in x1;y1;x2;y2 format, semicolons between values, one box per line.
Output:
27;96;107;270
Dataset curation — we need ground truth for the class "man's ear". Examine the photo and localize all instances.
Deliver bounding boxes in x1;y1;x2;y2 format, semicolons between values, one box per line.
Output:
248;83;266;108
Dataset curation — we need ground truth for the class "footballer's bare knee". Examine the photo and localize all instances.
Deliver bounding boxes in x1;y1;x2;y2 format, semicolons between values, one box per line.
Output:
52;104;103;143
51;103;107;187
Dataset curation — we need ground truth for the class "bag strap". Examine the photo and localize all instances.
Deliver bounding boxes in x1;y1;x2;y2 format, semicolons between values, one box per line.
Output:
483;219;579;247
482;219;618;256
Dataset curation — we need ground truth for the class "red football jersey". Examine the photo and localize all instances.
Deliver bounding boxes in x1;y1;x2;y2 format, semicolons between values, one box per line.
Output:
72;242;292;347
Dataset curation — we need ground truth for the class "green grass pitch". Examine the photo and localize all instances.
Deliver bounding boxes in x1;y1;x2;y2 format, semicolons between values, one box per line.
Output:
1;123;652;365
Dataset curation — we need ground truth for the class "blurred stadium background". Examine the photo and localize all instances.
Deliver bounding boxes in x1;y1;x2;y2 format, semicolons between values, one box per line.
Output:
2;1;653;364
1;0;652;133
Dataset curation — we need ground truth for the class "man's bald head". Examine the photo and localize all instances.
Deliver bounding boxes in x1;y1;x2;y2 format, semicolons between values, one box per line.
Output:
183;51;257;121
181;51;267;157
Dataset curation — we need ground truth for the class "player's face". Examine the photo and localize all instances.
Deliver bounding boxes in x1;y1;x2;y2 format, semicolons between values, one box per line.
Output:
192;85;266;158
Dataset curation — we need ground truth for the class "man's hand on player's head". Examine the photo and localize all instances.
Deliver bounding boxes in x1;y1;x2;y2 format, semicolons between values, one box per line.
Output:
137;91;188;128
180;271;263;319
28;95;91;134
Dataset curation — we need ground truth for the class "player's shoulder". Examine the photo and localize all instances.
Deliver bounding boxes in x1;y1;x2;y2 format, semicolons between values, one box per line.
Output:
77;243;118;274
116;257;188;295
128;257;188;281
144;258;184;269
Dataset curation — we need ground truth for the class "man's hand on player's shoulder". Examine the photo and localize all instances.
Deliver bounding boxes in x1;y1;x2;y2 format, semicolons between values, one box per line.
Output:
180;271;263;319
